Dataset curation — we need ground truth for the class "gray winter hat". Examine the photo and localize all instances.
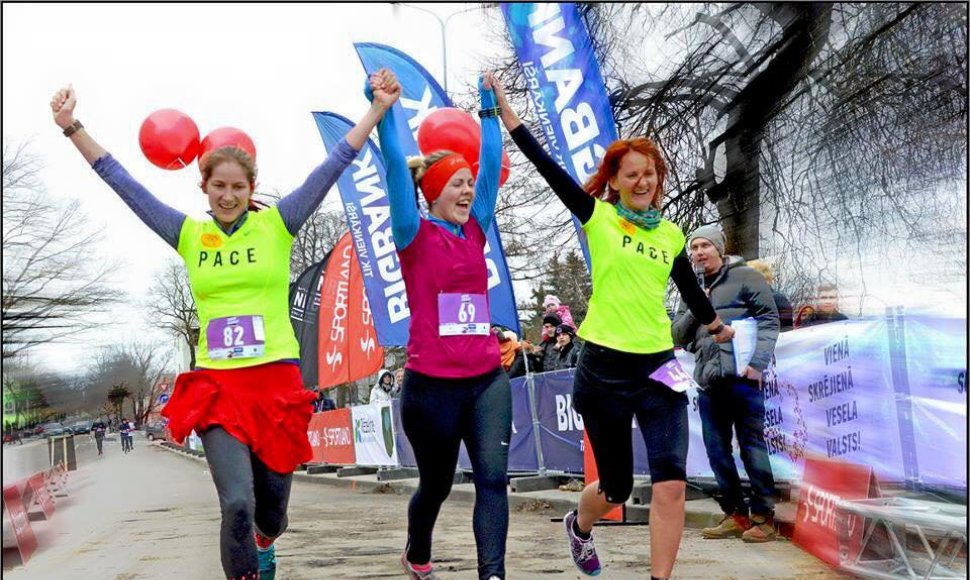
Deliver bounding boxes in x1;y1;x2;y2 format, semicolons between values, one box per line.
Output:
689;225;726;256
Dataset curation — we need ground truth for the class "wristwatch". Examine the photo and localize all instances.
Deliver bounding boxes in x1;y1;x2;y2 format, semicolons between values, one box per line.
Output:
63;120;84;137
708;322;725;335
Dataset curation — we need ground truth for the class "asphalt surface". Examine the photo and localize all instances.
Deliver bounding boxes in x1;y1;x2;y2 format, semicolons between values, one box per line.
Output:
2;435;841;579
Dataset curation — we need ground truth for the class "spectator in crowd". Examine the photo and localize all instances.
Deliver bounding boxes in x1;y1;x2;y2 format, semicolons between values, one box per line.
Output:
369;370;397;405
552;324;580;370
543;294;576;332
532;311;562;372
393;368;405;390
747;260;794;332
493;326;520;374
797;283;848;327
319;393;336;412
672;225;781;543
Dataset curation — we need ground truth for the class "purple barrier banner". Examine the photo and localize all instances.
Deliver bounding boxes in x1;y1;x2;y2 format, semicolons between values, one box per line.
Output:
457;375;536;472
509;376;538;472
902;312;967;488
533;369;584;474
391;399;416;468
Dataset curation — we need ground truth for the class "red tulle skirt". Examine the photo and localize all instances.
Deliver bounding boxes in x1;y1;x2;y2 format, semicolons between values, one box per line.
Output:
161;362;315;474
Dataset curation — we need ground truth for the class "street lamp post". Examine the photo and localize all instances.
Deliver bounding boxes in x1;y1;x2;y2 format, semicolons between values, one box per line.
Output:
391;3;478;95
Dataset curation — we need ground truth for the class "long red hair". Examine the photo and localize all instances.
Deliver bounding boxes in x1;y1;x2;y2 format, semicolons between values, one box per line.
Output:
583;138;667;211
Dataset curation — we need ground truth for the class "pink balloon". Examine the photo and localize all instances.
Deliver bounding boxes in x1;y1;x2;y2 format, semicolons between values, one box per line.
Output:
138;109;200;170
198;127;257;169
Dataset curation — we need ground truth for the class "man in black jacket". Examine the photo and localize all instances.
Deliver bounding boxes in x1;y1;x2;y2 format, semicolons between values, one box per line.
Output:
672;225;780;543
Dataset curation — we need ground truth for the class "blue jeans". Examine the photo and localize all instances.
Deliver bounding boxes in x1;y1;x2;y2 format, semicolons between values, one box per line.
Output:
698;378;776;517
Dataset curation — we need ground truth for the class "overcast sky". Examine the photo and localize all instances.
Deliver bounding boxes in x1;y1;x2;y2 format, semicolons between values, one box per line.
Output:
3;3;505;373
3;3;966;375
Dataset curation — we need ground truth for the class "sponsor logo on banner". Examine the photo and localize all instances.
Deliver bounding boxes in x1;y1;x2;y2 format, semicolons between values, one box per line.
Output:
313;111;411;346
502;2;620;266
793;457;880;568
350;404;398;467
317;233;384;388
307;409;355;465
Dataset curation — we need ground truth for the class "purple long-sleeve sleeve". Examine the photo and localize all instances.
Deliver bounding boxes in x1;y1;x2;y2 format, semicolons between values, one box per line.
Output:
277;138;358;235
92;154;186;249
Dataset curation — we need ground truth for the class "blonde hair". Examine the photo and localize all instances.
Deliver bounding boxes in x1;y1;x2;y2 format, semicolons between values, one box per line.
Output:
747;259;773;284
201;147;257;188
407;150;457;192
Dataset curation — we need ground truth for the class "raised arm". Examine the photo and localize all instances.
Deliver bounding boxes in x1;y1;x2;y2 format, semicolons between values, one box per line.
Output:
369;72;420;250
491;80;595;223
471;72;502;232
51;85;185;249
278;70;396;235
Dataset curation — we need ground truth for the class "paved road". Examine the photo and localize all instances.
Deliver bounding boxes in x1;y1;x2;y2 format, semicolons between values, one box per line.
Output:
3;436;839;579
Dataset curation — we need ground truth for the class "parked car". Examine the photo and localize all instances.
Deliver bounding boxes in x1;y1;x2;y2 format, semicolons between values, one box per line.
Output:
40;422;67;438
69;420;93;434
143;422;168;441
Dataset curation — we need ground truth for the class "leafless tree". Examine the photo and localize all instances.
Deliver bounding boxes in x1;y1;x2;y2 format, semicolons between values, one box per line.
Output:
146;258;199;369
485;3;967;310
2;140;120;359
88;342;170;426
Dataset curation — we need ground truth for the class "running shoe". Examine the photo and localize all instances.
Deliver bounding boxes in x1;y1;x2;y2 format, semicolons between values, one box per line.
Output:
563;510;601;576
256;540;276;580
400;552;438;579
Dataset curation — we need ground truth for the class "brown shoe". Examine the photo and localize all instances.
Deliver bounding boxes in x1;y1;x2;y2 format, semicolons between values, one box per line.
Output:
702;513;750;539
741;515;778;543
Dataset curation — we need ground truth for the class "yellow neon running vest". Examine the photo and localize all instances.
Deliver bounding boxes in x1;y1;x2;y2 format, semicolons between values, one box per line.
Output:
578;199;686;354
178;207;299;369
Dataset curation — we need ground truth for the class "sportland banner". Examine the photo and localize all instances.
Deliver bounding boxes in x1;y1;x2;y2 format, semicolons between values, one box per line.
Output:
350;403;398;467
288;256;330;387
307;408;355;465
502;2;620;267
316;232;384;389
313;112;409;346
354;42;521;336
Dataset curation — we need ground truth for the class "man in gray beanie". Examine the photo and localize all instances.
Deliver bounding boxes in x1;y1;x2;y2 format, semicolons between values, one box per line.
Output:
672;225;781;543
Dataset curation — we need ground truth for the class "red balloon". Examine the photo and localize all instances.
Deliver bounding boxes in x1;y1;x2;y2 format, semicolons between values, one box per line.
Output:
198;127;257;169
471;150;512;187
138;109;200;170
417;108;511;186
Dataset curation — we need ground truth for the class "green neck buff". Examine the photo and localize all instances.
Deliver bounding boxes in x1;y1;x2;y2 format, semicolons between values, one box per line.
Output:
615;202;661;231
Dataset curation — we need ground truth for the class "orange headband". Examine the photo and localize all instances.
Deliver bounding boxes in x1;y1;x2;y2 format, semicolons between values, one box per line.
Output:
420;154;471;205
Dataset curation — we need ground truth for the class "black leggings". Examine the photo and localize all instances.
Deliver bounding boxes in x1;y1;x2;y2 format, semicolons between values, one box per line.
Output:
572;342;690;503
201;427;293;579
401;367;512;580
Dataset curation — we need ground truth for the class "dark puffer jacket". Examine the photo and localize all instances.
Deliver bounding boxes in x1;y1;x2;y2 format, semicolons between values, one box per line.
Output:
672;256;779;388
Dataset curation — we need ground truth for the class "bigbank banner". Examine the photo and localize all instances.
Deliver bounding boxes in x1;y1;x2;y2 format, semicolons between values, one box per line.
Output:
313;112;409;346
502;2;619;266
354;42;521;336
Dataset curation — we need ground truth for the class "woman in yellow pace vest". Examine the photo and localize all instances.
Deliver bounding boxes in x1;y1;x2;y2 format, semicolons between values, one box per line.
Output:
50;71;400;580
492;82;735;580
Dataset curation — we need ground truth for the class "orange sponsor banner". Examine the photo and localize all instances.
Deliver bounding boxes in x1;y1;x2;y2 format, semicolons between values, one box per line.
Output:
307;408;356;465
347;237;384;381
318;234;354;389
